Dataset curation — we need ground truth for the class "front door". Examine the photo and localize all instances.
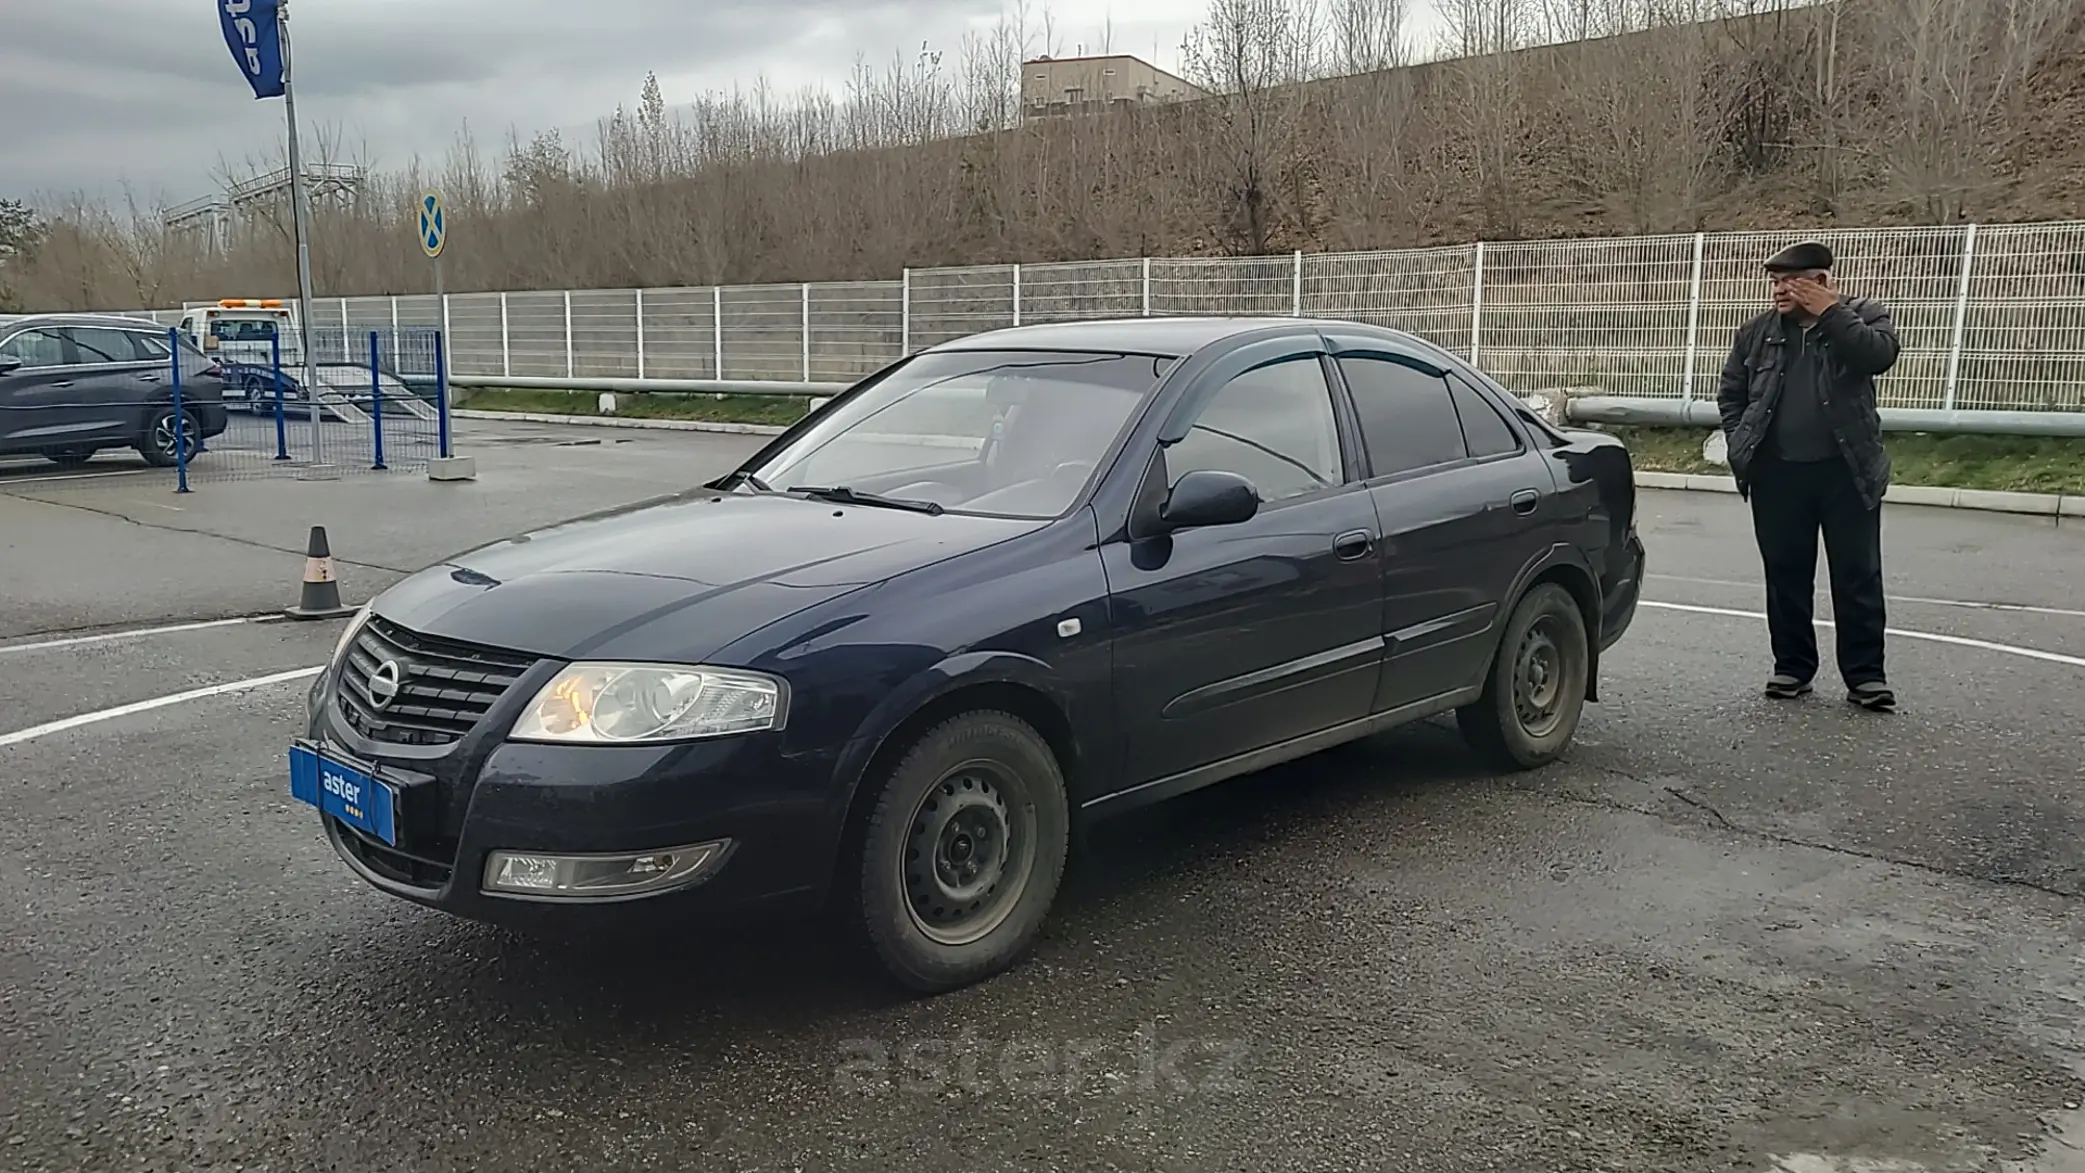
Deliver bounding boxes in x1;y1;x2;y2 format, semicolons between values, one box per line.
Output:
1101;340;1383;790
0;328;92;453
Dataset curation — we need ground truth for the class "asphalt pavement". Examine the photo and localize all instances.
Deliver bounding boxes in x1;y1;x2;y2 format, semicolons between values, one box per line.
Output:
3;416;2083;1172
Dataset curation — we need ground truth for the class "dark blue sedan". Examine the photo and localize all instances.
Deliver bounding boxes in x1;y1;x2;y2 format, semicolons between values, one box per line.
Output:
291;316;1646;993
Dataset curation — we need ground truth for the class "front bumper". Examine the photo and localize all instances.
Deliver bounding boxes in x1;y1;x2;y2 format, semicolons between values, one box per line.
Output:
306;666;852;930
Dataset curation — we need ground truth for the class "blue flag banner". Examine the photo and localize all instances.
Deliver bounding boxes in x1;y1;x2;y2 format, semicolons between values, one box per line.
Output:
219;0;285;99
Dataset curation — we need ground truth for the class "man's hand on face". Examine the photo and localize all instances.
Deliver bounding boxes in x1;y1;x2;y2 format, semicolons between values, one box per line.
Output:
1787;273;1838;317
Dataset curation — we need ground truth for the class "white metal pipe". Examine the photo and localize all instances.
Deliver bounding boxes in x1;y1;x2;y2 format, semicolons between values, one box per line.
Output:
1943;223;1979;413
1469;241;1486;364
1680;232;1706;405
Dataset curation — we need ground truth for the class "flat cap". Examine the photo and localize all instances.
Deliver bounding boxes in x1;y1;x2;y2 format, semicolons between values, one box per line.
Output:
1764;240;1834;272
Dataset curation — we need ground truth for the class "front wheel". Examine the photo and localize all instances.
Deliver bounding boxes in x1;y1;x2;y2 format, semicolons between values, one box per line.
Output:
1456;582;1591;771
846;710;1070;994
138;408;202;468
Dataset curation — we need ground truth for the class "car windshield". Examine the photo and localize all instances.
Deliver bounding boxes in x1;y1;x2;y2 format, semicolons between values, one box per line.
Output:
209;318;279;341
740;349;1175;519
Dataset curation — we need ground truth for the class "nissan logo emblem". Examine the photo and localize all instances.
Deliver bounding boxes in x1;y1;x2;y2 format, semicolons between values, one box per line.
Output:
367;659;404;709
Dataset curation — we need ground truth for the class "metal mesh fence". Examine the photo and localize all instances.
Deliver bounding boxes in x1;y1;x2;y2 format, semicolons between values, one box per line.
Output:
1;325;448;496
100;218;2085;415
1303;245;1478;356
1695;225;1968;410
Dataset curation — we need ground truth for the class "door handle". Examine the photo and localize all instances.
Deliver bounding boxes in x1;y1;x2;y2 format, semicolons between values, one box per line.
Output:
1510;489;1539;516
1333;530;1374;561
135;374;160;382
50;380;74;388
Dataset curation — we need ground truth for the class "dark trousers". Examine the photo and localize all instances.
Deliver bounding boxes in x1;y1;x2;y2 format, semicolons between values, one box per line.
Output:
1746;452;1888;687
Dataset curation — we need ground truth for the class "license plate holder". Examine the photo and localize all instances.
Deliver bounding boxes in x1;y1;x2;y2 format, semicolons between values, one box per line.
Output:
289;739;401;846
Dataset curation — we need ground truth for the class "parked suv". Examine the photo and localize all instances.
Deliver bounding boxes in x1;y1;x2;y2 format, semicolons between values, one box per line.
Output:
0;313;229;469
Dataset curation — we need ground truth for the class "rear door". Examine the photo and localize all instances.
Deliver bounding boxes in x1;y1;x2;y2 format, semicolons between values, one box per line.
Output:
1101;337;1383;788
1327;341;1551;711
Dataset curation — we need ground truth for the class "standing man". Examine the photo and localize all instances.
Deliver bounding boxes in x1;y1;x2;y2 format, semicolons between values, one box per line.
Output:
1716;240;1901;712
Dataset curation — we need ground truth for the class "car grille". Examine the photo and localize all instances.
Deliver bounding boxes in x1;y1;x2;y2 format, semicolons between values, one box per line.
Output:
336;614;540;746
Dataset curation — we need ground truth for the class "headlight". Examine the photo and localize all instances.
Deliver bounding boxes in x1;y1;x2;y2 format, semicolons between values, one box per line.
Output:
508;662;786;744
330;604;371;666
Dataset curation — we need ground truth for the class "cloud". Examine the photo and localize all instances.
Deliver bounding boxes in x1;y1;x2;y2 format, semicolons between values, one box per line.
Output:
1;0;1213;209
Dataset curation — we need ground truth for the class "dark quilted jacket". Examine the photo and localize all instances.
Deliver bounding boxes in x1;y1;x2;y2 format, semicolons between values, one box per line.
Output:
1716;295;1901;510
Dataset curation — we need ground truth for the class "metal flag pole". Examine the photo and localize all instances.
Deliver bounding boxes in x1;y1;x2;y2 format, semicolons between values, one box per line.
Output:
277;0;325;469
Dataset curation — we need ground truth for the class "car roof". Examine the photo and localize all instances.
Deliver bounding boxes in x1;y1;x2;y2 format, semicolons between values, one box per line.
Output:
0;311;170;331
922;315;1441;360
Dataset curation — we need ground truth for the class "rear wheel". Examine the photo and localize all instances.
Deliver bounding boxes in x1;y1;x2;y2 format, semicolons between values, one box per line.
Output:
138;408;202;468
1456;582;1590;771
845;710;1069;994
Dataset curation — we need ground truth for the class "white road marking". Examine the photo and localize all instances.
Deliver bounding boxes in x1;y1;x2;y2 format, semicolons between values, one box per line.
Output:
1649;573;2085;620
0;468;155;486
0;666;322;749
2;599;2079;751
1640;600;2085;669
0;615;275;656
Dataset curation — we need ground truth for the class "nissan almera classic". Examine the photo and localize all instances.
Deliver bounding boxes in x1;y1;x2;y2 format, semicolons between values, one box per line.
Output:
290;316;1646;994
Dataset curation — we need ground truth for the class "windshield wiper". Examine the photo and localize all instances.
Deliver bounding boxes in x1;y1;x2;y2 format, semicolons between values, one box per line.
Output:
791;485;945;515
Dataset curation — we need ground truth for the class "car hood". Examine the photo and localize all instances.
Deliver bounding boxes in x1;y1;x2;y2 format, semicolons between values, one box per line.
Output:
372;490;1044;661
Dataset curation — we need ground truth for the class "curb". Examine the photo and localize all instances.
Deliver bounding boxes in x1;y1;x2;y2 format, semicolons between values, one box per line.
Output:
454;410;2080;520
1634;470;2084;518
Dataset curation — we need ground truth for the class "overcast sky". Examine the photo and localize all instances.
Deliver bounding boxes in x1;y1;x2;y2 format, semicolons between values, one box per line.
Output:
1;0;1235;210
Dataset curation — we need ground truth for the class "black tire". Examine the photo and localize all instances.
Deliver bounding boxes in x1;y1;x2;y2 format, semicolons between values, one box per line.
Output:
138;408;202;468
845;710;1070;994
1456;582;1591;771
41;448;97;468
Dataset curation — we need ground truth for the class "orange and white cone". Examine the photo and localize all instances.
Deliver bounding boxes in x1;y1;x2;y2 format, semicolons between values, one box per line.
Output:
285;525;358;619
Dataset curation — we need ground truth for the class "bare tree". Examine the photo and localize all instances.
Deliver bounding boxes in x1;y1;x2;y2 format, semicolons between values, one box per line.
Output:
1862;0;2079;220
1437;0;1536;236
1332;0;1413;71
1180;0;1328;253
7;0;2083;313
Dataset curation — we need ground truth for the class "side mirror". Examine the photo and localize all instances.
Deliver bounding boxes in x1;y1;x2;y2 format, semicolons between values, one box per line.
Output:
0;355;21;375
1160;469;1260;531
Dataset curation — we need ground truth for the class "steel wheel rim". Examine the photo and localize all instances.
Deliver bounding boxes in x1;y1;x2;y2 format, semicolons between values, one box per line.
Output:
902;758;1035;947
1513;617;1568;738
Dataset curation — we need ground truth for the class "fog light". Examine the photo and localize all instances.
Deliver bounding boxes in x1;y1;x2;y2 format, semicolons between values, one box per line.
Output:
481;840;730;899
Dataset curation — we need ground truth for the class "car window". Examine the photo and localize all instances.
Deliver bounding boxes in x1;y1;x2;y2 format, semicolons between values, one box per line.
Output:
1449;376;1523;459
129;332;172;360
1166;355;1344;503
0;329;69;369
748;349;1174;520
65;328;150;365
1334;355;1468;479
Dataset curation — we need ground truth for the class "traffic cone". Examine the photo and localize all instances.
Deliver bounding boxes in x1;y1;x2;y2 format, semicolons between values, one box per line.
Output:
285;525;358;620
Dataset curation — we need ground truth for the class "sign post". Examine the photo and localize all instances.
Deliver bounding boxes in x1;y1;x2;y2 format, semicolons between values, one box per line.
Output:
419;190;446;375
219;0;325;470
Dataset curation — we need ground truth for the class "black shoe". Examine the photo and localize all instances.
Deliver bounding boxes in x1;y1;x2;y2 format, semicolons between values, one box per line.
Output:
1847;681;1896;711
1764;674;1813;699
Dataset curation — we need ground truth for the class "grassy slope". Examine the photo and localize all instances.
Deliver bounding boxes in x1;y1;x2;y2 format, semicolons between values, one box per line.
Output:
457;389;2085;496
